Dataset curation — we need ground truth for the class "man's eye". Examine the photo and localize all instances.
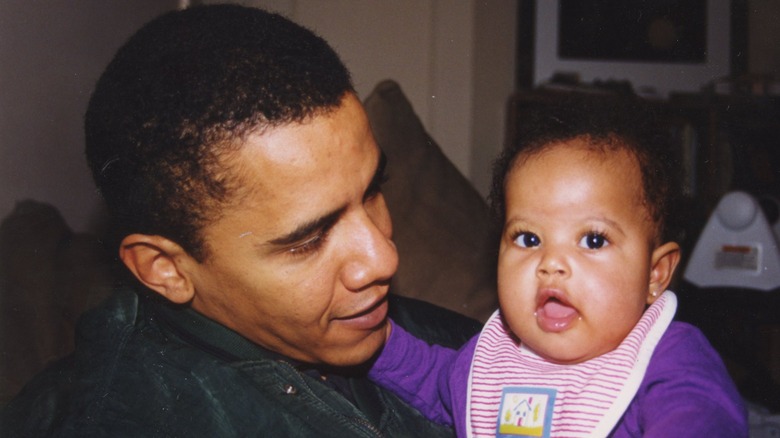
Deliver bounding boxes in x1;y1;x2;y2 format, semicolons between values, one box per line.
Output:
513;232;540;248
288;232;327;257
579;232;609;250
364;172;389;202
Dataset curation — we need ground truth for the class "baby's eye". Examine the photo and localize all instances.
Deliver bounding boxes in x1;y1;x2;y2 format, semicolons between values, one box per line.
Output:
513;232;541;248
579;232;609;249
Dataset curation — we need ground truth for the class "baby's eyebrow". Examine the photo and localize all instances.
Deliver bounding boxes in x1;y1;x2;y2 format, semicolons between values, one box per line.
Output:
586;216;626;235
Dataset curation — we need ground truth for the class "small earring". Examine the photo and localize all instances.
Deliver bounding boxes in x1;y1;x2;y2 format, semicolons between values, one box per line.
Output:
651;290;659;297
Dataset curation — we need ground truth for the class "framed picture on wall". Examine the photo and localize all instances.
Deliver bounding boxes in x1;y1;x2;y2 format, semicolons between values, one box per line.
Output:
558;0;707;64
532;0;735;97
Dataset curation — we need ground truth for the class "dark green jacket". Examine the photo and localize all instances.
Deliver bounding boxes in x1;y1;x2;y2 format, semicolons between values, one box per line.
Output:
1;287;481;437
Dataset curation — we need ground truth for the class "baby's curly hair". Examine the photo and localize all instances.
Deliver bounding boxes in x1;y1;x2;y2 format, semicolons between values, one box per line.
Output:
85;5;353;261
489;96;682;244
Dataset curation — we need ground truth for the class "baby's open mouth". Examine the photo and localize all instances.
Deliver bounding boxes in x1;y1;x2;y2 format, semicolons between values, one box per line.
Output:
536;295;579;332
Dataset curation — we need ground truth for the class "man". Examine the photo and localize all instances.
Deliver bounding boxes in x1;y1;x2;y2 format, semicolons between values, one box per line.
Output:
1;5;479;436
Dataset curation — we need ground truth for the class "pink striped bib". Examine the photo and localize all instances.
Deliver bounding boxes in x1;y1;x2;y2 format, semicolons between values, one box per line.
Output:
466;291;676;438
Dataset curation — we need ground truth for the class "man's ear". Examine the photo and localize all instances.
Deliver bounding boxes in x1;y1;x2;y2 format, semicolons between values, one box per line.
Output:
119;234;196;304
647;241;681;304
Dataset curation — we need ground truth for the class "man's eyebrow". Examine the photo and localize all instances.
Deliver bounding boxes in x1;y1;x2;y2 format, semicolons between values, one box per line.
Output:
267;207;345;247
266;150;384;248
365;151;388;197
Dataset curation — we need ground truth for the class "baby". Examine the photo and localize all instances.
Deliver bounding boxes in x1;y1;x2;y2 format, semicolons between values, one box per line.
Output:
371;98;747;437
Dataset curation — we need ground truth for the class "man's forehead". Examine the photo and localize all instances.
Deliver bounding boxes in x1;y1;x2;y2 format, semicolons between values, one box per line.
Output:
213;95;380;237
236;94;368;163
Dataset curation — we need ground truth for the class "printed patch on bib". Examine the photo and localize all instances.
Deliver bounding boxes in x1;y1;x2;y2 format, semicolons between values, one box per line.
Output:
496;387;556;437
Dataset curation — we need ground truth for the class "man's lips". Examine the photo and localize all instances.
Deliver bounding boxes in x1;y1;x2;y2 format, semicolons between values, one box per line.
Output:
535;289;578;333
334;297;388;330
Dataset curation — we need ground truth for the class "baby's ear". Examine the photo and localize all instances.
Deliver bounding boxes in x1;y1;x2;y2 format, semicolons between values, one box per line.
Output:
119;234;196;304
647;241;681;304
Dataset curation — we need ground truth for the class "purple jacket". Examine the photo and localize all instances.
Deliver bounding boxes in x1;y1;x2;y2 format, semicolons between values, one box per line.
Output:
371;320;747;437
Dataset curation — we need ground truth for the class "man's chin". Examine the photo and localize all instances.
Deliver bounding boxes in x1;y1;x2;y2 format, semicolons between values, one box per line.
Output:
321;321;390;369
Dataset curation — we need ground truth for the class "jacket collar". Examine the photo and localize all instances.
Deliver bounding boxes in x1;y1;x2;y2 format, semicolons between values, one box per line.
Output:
144;292;385;423
147;294;277;363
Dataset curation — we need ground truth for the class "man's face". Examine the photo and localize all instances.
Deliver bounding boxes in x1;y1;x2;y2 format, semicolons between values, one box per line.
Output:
185;93;398;366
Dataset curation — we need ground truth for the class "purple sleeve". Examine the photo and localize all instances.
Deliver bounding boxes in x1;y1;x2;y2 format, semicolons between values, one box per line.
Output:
369;320;477;430
616;322;748;437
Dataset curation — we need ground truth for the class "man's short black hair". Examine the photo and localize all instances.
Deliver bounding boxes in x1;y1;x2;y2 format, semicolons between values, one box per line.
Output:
85;4;353;261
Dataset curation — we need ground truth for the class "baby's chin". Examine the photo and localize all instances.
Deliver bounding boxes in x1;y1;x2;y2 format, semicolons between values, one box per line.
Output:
524;340;617;365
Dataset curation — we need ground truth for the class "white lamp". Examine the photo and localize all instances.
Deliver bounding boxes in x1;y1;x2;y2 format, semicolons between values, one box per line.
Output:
684;191;780;291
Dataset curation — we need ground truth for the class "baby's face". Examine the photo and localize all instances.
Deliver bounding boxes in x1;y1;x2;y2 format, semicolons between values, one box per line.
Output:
497;139;660;364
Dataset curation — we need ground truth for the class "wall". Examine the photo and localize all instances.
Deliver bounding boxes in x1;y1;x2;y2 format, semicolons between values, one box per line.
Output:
471;1;518;195
0;1;516;232
748;0;780;76
225;0;517;196
3;2;776;233
0;0;179;232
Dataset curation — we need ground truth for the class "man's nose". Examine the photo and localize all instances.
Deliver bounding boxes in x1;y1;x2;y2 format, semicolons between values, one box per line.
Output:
341;203;398;292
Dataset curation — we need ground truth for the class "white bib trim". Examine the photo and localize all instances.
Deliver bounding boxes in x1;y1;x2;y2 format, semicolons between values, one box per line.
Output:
465;291;677;438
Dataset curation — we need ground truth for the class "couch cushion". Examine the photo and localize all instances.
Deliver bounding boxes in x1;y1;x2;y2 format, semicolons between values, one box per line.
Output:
0;200;112;405
363;80;498;322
